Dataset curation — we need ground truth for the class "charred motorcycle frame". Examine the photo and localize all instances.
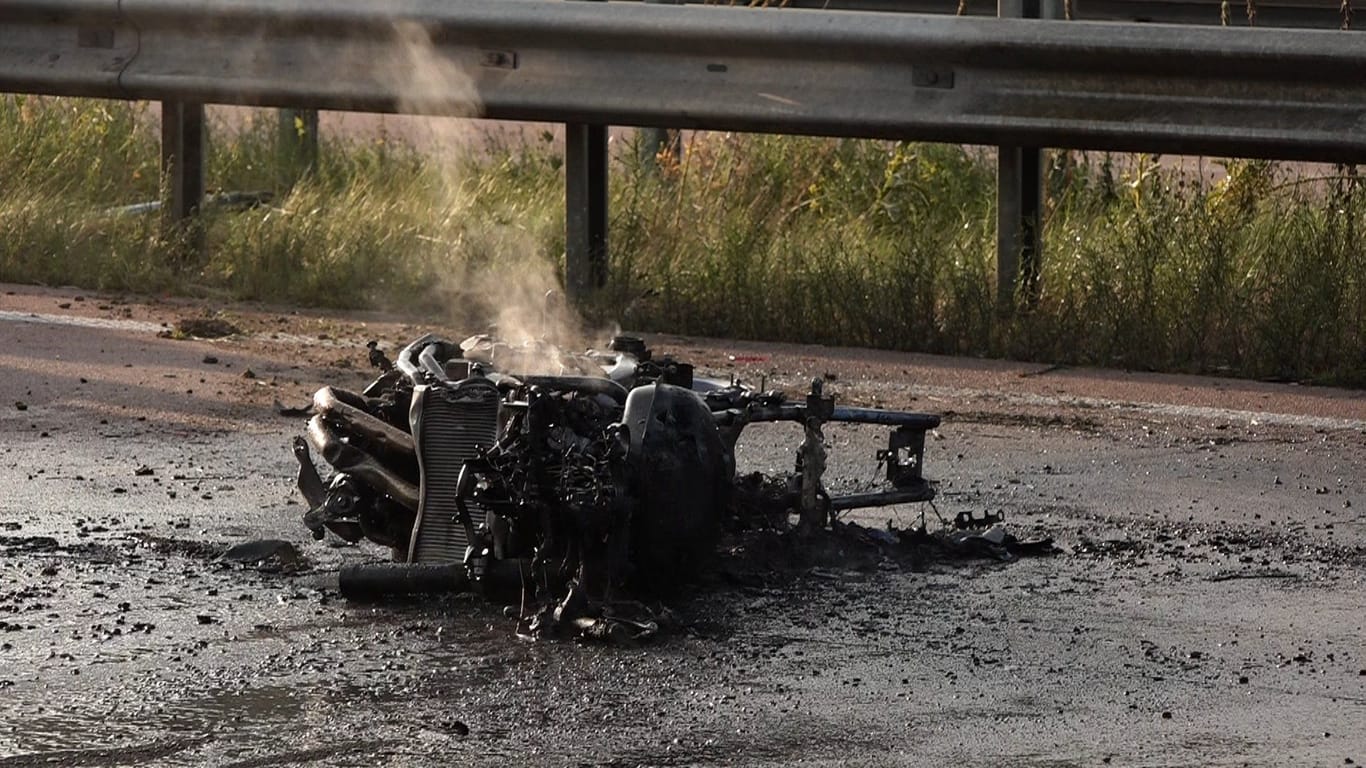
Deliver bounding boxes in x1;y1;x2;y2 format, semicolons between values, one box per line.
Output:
293;334;939;637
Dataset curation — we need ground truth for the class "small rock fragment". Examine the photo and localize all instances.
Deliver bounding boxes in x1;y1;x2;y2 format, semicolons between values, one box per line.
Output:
217;539;303;572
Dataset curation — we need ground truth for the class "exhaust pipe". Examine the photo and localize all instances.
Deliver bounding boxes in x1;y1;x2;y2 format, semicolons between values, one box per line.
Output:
305;415;420;511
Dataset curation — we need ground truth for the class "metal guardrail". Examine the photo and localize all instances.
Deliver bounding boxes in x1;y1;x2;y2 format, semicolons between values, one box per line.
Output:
2;0;1364;303
4;1;1364;159
660;0;1355;28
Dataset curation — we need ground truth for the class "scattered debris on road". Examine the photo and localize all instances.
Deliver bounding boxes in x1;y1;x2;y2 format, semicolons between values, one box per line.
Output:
273;399;314;418
217;539;306;573
168;315;242;340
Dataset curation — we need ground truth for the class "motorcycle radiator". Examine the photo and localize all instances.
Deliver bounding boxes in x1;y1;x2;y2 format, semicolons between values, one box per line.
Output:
407;378;500;563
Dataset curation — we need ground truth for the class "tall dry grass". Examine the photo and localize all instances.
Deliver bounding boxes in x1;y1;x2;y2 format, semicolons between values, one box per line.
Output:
2;97;1362;384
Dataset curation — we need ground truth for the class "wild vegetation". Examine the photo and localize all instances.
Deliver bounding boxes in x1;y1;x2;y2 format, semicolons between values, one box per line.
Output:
2;96;1363;384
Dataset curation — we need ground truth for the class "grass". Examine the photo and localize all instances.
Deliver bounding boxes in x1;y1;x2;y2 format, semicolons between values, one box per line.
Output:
2;96;1363;385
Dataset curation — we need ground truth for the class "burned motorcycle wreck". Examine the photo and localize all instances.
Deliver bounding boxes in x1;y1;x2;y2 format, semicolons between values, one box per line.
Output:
293;334;940;640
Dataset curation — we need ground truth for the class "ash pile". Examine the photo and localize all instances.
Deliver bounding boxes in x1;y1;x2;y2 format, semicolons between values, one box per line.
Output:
294;333;1048;643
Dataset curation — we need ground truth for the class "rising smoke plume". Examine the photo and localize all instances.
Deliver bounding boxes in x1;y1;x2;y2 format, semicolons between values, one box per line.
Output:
376;16;614;369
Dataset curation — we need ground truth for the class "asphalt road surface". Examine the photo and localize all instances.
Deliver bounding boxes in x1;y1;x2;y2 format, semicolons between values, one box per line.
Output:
1;283;1363;767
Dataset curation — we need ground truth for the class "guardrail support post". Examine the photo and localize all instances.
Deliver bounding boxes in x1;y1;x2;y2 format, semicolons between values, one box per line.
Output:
996;0;1050;313
996;145;1042;312
638;127;681;171
565;122;610;302
160;100;206;256
277;108;319;188
565;0;610;303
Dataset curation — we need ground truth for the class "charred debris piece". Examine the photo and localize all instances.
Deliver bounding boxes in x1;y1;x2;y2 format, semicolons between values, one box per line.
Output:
291;334;1035;642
